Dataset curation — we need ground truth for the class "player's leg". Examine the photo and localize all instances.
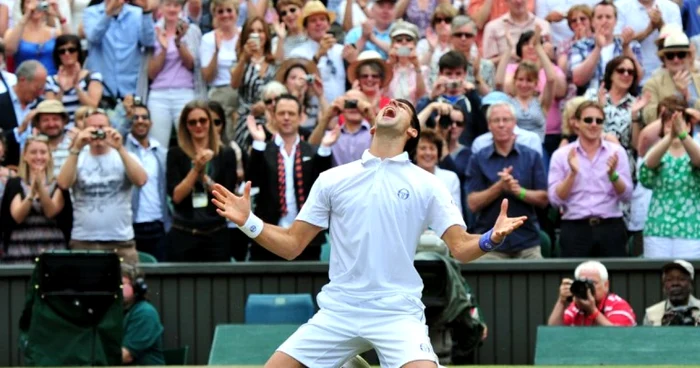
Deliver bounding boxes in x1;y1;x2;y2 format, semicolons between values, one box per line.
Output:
401;361;438;368
264;351;305;368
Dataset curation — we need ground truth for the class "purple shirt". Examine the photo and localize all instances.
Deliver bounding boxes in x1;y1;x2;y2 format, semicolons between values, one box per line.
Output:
547;139;633;220
150;36;195;90
331;121;372;167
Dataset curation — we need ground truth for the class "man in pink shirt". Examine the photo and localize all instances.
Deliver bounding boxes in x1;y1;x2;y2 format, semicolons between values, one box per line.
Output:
547;100;632;257
480;0;550;64
467;0;535;50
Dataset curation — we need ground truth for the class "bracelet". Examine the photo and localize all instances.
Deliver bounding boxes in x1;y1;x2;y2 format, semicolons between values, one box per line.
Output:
238;212;264;238
679;131;689;141
518;187;526;200
609;171;619;182
478;228;504;252
59;17;67;24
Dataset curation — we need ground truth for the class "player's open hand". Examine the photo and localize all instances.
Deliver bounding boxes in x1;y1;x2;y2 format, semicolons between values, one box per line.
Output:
212;182;252;226
491;199;527;243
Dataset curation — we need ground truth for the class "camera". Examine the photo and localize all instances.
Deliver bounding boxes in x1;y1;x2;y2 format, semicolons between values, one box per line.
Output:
568;278;596;301
344;99;358;109
91;129;106;140
446;81;461;89
662;306;700;326
37;1;49;11
305;74;315;84
133;96;142;106
438;114;453;129
397;46;411;57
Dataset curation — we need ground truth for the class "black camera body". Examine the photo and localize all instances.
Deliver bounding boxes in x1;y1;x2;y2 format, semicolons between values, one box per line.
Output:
662;306;700;326
569;278;596;301
92;129;106;140
344;99;358;109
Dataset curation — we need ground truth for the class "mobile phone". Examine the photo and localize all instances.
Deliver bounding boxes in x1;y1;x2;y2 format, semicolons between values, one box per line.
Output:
176;19;186;35
344;99;358;109
249;33;260;46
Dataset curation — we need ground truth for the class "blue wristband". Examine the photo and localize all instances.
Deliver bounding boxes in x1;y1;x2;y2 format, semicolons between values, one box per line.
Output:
479;228;504;252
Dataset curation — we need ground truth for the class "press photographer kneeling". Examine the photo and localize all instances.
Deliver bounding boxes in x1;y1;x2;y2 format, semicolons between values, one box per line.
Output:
548;261;636;326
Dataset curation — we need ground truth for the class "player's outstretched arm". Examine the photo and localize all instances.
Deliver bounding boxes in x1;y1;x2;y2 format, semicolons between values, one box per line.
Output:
212;182;323;261
442;199;527;262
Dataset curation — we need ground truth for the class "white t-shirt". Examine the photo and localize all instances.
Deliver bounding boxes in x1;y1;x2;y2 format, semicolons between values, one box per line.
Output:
335;0;367;29
296;150;466;303
199;29;240;87
71;148;137;241
289;40;346;104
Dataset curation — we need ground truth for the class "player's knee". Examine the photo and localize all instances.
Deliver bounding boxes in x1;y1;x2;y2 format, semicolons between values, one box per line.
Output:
264;352;306;368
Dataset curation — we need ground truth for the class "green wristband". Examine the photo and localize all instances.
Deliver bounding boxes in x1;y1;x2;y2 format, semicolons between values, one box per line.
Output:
609;171;619;182
679;131;689;141
518;187;526;200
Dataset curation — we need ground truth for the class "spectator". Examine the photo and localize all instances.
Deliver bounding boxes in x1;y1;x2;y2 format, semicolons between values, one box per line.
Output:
568;1;642;92
467;0;536;49
26;100;73;176
10;0;73;31
559;95;587;146
343;0;395;58
641;30;700;124
125;104;170;261
535;0;598;45
0;136;15;202
4;0;70;75
481;0;550;64
289;1;346;105
683;0;700;39
467;101;547;259
416;4;457;87
274;58;326;133
166;100;237;262
120;263;165;366
309;89;374;167
245;94;338;261
548;100;632;257
57;108;148;265
243;81;288;142
0;60;46;167
394;0;434;39
231;15;278;152
336;0;368;32
554;4;593;78
386;20;425;105
548;260;636;326
147;0;205;147
2;134;66;264
271;0;306;59
448;15;494;96
644;260;700;326
639;96;700;258
346;50;392;111
83;0;156;99
615;0;682;84
415;128;462;213
416;50;486;147
45;34;103;125
184;0;212;34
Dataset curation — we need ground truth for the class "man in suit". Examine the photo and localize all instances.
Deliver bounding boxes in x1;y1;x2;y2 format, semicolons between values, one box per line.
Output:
246;94;340;261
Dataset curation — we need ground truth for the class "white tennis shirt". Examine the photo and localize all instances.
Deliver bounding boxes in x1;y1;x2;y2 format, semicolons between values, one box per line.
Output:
297;150;466;303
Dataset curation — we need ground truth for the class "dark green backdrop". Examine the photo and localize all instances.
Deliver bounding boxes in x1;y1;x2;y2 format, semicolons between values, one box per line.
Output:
0;259;692;366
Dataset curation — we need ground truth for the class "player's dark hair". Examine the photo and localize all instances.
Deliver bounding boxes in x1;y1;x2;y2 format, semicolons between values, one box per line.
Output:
396;98;421;156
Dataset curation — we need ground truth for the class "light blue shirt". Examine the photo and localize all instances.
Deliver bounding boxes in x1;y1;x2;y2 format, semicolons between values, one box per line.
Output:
10;85;36;146
344;26;391;59
471;126;543;156
83;3;155;97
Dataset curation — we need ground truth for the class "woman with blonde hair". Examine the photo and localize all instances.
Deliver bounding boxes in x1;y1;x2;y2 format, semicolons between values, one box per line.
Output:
165;100;238;262
1;135;66;263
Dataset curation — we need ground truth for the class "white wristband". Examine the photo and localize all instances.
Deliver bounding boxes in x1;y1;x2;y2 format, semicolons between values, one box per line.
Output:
238;212;264;238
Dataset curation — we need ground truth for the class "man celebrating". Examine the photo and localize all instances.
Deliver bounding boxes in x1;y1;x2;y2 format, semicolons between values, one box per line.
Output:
211;99;526;368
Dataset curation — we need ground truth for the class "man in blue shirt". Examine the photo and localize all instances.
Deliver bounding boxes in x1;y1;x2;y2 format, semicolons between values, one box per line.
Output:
466;101;548;259
343;0;395;59
83;0;156;98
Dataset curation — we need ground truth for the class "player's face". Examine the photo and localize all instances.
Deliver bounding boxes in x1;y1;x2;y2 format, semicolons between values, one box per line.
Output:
375;99;412;132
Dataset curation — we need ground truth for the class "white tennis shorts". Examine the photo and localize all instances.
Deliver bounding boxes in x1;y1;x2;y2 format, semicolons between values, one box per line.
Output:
277;291;438;368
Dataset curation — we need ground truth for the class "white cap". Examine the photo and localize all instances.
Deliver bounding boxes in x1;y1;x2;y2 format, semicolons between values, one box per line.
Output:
663;260;695;280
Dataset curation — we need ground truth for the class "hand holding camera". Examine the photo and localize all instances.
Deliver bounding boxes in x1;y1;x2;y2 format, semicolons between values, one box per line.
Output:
104;127;123;149
558;278;574;304
570;278;597;314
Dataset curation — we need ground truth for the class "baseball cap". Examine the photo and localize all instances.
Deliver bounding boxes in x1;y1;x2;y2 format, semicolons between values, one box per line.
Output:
662;260;695;280
389;20;419;40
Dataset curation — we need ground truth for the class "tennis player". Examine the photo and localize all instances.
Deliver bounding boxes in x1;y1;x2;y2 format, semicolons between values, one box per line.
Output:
211;97;527;368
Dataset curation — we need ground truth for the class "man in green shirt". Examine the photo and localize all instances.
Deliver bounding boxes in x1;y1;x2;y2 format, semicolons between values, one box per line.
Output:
121;264;165;366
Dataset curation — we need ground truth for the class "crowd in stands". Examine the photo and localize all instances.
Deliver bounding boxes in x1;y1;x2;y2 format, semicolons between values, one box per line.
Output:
0;0;699;264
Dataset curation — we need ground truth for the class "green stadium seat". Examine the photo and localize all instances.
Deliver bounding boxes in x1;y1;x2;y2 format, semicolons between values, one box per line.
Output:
244;294;315;324
138;251;158;264
539;230;552;258
163;346;189;365
208;324;300;365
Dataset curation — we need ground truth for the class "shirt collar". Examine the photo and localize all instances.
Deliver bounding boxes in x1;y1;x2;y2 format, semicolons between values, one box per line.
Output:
503;12;535;25
274;133;300;147
573;137;610;153
127;133;160;150
360;150;410;165
485;141;520;158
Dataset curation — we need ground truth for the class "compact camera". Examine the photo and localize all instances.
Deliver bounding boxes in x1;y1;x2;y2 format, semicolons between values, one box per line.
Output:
446;81;461;89
92;129;106;140
344;99;358;109
397;46;411;57
305;74;315;84
37;1;49;11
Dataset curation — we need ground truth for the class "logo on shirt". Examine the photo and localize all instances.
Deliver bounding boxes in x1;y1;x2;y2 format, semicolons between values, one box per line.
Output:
397;188;410;200
420;343;432;353
250;225;257;232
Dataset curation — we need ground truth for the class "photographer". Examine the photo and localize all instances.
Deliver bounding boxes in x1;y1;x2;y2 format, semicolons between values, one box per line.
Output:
644;260;700;326
548;261;636;326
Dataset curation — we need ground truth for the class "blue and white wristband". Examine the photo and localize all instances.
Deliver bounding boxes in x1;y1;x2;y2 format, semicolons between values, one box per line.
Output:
479;228;505;252
239;213;264;239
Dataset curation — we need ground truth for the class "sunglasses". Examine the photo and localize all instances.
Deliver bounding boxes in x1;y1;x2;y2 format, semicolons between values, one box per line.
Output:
452;120;464;127
213;118;223;126
569;16;588;24
187;117;209;126
393;35;414;43
58;47;78;55
359;73;380;80
132;114;149;121
263;98;275;105
27;134;49;142
581;116;604;125
433;16;452;24
217;8;234;14
615;67;635;76
665;51;688;60
279;7;297;17
452;32;474;39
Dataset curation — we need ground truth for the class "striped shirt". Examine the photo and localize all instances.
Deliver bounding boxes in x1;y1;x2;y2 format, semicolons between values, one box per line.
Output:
45;71;103;124
563;293;637;326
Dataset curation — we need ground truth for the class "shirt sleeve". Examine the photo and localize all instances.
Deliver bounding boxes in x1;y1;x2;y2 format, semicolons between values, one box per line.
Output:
427;175;466;236
199;32;216;69
296;172;331;229
123;303;164;360
481;22;499;59
606;297;637;326
547;147;569;208
613;145;633;202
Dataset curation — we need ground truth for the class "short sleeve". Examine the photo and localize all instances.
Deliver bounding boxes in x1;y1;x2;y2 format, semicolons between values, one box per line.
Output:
638;158;661;190
427;176;466;236
296;173;331;229
606;298;637;326
123;303;164;359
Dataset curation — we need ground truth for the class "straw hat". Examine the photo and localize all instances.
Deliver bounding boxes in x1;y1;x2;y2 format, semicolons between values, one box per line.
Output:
657;29;691;58
32;99;68;126
274;58;320;84
347;50;393;88
297;1;336;29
